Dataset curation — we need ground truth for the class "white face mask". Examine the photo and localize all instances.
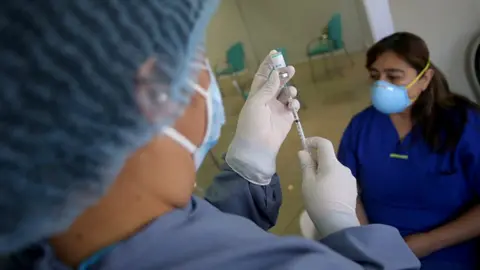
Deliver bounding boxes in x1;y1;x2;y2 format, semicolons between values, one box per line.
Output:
163;61;225;170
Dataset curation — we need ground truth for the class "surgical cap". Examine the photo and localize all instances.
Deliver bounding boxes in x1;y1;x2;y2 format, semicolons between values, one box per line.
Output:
0;0;219;253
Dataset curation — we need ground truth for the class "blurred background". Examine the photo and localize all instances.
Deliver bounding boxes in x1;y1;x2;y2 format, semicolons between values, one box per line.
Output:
196;0;373;236
196;0;480;236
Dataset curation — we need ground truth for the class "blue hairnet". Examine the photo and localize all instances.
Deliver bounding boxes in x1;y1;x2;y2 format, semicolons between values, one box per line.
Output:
0;0;219;253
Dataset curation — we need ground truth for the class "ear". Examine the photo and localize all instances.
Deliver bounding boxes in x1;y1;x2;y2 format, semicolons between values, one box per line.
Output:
420;68;435;91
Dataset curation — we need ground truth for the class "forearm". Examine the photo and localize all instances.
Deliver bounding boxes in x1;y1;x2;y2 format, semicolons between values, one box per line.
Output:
356;198;369;225
322;224;420;269
205;162;282;230
426;204;480;250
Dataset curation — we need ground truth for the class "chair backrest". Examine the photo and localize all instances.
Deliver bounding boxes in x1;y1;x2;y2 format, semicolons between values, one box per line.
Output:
226;42;245;72
327;13;343;49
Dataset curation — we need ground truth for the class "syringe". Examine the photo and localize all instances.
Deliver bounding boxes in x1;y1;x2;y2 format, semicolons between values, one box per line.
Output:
270;51;308;151
289;99;308;150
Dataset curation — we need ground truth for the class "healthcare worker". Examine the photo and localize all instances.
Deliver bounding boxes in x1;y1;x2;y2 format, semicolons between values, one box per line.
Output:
0;1;420;269
333;32;480;269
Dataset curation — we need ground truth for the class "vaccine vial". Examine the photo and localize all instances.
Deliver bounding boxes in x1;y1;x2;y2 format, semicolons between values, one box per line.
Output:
270;51;289;79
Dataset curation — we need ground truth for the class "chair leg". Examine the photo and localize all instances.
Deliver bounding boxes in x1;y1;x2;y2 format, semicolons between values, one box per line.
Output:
323;54;331;78
209;150;222;171
330;50;343;77
308;57;316;83
236;72;249;101
214;74;225;98
231;72;245;101
290;79;307;110
219;82;226;98
342;42;354;67
325;41;338;77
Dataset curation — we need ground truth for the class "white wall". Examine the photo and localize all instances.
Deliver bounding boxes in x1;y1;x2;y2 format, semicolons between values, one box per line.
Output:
205;0;257;71
361;0;394;42
389;0;480;101
354;0;375;48
206;0;370;67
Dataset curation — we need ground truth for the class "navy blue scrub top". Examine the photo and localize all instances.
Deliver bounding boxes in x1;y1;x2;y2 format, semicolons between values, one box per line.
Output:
338;106;480;269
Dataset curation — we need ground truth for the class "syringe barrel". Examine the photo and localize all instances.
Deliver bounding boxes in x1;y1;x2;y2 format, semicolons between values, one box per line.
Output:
294;120;308;151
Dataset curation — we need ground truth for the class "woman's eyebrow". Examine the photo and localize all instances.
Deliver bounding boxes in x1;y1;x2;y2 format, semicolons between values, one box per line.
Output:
384;68;405;74
368;67;405;74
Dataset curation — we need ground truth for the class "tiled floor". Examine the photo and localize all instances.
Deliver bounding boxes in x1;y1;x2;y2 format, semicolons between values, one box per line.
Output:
196;52;372;235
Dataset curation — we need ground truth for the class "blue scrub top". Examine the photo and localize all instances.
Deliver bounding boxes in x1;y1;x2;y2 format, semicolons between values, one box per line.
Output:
338;106;480;269
2;165;421;270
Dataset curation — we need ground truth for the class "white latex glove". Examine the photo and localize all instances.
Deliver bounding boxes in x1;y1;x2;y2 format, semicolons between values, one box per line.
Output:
299;210;320;240
225;50;298;185
298;137;360;239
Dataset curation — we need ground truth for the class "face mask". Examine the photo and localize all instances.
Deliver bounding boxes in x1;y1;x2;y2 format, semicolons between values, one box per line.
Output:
163;61;225;170
371;61;431;114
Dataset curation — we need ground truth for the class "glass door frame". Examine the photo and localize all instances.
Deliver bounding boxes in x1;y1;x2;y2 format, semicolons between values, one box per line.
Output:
467;33;480;103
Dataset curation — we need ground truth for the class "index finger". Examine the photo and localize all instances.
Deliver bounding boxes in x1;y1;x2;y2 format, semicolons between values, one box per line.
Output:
256;50;278;78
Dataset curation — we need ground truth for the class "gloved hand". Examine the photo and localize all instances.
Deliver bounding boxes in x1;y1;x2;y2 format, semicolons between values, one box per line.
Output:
225;50;298;185
298;137;360;239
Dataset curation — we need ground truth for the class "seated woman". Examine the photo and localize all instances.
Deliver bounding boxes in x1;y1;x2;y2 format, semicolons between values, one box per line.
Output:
338;32;480;270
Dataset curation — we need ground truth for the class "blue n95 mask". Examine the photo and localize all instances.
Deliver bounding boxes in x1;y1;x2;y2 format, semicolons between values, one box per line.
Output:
163;60;225;170
371;61;431;114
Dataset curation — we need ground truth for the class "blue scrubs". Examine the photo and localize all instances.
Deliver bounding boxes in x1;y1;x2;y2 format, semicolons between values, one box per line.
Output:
338;106;480;270
4;164;420;269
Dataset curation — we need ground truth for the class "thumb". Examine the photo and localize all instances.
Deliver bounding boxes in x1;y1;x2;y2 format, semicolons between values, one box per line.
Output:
298;150;317;182
305;137;337;171
254;69;281;103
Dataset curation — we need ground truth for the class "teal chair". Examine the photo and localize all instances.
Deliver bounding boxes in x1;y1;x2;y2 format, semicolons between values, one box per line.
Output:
215;42;248;99
216;42;246;75
306;13;354;82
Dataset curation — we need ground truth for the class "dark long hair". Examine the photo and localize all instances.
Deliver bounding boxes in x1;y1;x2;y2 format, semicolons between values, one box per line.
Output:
366;32;480;153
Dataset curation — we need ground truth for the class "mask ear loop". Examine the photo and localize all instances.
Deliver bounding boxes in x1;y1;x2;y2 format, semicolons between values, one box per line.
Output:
186;79;211;148
156;61;207;154
190;62;208;71
163;127;197;153
188;79;208;98
188;73;212;196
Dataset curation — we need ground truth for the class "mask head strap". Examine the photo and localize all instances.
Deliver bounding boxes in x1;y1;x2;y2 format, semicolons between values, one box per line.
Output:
406;60;431;89
187;79;208;98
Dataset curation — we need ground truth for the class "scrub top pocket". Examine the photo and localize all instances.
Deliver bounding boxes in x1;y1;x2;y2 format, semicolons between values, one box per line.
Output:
419;170;470;211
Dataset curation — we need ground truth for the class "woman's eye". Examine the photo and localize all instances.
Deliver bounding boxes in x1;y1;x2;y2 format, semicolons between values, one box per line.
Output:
369;74;380;80
387;76;401;82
